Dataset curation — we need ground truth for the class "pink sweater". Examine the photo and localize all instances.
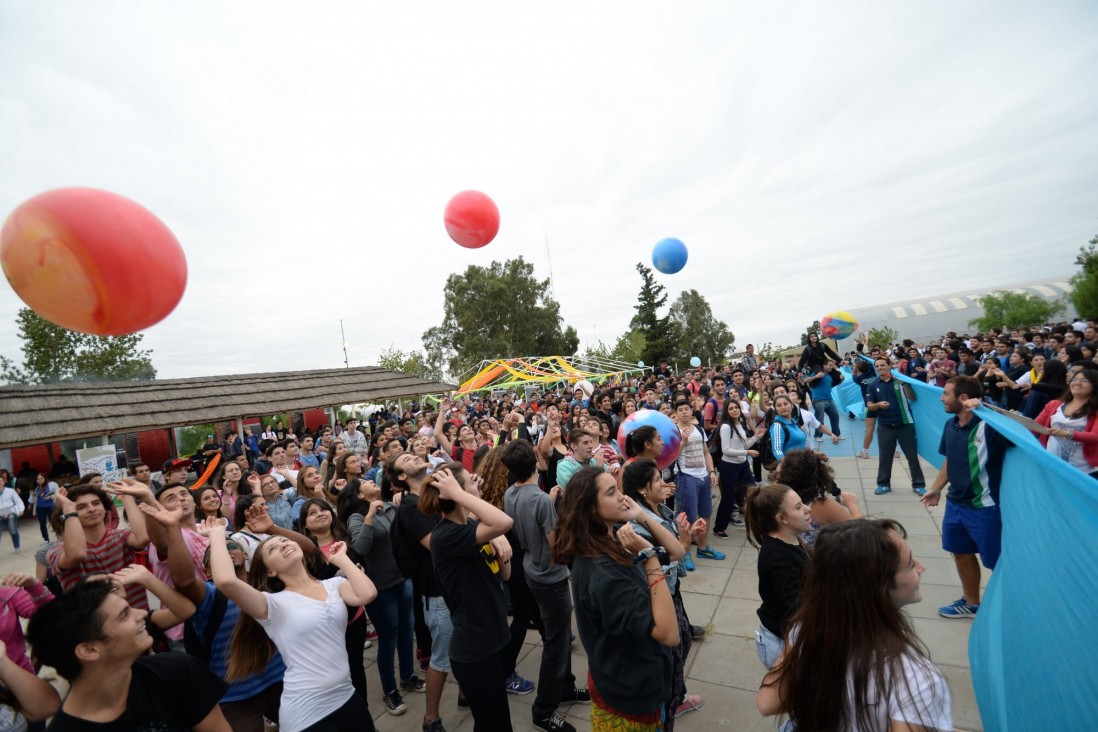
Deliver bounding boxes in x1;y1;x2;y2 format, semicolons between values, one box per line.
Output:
0;583;54;673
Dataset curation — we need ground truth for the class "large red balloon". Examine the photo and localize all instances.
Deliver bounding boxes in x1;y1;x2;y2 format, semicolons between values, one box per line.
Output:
444;190;499;249
0;188;187;336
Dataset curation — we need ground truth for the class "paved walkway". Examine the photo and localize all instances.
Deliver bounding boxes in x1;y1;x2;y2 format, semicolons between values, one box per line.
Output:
0;441;985;730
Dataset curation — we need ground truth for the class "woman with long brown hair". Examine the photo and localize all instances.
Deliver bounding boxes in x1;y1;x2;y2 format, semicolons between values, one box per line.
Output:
215;460;252;521
744;483;812;669
757;519;952;731
554;466;679;731
319;439;346;491
204;515;378;732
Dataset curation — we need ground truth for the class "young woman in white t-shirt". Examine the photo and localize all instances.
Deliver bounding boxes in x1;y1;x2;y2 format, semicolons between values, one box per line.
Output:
757;519;954;731
202;516;378;732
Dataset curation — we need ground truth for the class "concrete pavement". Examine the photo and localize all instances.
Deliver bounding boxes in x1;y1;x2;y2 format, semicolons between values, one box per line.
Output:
0;444;984;730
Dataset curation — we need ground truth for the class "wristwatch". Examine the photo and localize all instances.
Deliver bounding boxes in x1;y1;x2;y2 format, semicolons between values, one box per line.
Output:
633;546;669;563
61;512;79;522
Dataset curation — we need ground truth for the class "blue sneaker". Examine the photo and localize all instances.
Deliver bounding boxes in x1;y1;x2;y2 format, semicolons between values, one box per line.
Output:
913;486;927;496
683;552;696;571
505;672;535;695
695;546;726;560
874;485;892;495
938;598;979;619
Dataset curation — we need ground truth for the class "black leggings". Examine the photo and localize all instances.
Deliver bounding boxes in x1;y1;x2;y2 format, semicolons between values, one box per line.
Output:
450;648;514;731
505;546;545;675
300;693;371;732
343;610;376;731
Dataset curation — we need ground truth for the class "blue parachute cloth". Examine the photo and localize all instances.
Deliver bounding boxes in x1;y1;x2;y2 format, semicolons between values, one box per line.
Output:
888;369;1098;729
835;366;865;417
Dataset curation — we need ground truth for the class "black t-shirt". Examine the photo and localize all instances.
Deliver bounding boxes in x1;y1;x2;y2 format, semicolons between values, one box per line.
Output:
756;536;808;638
48;652;227;731
398;492;441;597
571;553;672;715
430;519;509;664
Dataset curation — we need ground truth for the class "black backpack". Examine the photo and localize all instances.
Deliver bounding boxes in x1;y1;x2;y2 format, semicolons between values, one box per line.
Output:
705;400;723;459
182;588;229;663
758;420;789;472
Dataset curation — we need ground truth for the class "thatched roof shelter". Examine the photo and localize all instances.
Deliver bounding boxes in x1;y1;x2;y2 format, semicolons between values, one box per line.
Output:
0;367;455;449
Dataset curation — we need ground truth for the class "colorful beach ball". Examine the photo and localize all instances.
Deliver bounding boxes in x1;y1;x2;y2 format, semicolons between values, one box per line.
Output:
820;311;858;340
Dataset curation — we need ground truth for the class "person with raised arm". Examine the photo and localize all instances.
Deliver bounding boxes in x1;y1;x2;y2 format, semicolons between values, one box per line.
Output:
434;398;479;473
26;581;228;731
46;480;153;611
202;515;377;732
419;464;515;731
139;501;286;732
553;467;679;731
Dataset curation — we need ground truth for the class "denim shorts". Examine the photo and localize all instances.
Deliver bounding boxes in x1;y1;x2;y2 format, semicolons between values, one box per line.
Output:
942;502;1002;569
423;595;453;673
755;624;783;669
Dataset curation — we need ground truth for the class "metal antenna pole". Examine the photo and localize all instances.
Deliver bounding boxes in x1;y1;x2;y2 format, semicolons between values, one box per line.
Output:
544;235;556;297
340;319;349;368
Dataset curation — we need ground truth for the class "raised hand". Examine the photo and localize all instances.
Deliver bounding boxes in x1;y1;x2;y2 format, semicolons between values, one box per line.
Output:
616;523;653;554
105;478;151;499
244;504;274;533
327;541;349;564
0;573;35;589
195;516;229;537
691;518;707;539
54;487;76;513
675;512;691;542
432;468;463;499
620;494;645;521
110;564;153;586
138;501;184;527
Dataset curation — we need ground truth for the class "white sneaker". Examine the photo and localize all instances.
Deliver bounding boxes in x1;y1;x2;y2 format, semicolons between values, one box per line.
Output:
857;449;869;459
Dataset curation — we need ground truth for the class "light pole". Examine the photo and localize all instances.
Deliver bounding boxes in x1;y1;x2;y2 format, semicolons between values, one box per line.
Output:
340;319;349;368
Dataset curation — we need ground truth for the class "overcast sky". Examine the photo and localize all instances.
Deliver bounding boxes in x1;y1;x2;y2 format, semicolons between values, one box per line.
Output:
1;1;1096;380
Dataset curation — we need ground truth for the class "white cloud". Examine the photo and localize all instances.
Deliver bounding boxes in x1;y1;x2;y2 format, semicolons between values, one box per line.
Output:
1;1;1095;377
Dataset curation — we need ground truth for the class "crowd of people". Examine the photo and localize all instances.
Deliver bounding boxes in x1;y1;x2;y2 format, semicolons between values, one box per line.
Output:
1;317;1095;731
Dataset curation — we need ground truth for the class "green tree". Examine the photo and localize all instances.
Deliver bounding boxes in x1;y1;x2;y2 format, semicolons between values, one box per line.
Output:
377;344;442;382
667;289;735;364
1071;235;1098;318
421;257;579;378
865;326;899;349
799;320;822;346
611;329;647;365
629;263;680;365
1;308;156;384
968;291;1064;332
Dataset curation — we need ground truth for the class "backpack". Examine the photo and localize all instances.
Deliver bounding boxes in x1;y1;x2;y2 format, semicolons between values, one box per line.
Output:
182;588;229;662
758;420;789;472
390;502;422;580
705;399;723;459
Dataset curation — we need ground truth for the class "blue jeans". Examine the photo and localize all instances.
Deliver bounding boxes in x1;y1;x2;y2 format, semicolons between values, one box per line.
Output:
367;579;415;694
0;514;19;551
812;399;841;437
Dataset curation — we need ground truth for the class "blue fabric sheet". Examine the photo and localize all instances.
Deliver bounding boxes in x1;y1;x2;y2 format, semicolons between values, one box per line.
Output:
889;369;1098;730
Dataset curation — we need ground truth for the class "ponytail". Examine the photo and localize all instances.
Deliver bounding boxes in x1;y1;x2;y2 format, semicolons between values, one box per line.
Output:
744;483;793;549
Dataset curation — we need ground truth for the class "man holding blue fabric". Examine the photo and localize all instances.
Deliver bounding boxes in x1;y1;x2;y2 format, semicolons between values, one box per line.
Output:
922;376;1005;619
866;358;926;495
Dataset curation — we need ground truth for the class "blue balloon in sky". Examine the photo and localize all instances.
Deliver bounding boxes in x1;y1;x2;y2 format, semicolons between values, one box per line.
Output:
652;237;688;274
689;356;701;367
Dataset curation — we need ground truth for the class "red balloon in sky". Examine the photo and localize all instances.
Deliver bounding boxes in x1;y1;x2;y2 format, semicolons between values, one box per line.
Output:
0;187;188;336
444;190;500;249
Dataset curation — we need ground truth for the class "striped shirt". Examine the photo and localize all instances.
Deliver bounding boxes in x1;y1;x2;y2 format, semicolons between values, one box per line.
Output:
866;376;915;426
47;528;149;611
938;414;1005;508
191;582;285;703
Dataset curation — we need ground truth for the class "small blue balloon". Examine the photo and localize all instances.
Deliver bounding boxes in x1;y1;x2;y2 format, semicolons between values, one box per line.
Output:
637;361;645;368
652;237;688;274
690;356;701;367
